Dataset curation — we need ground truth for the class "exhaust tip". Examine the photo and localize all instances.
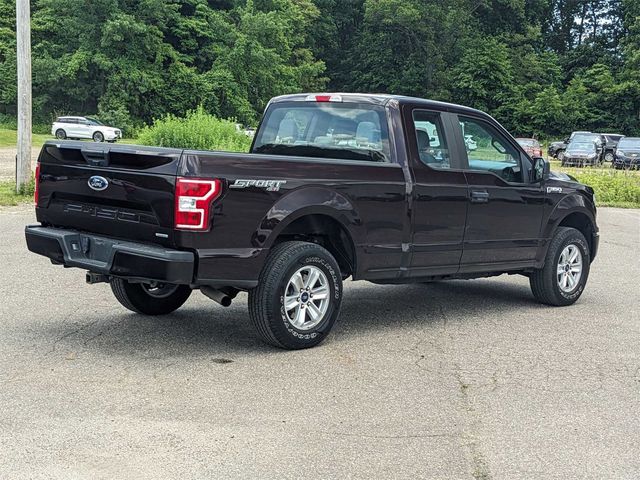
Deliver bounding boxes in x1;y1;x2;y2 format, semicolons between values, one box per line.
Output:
201;287;233;307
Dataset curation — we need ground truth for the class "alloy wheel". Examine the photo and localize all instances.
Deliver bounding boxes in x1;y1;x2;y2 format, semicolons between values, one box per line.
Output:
557;244;583;293
284;265;330;330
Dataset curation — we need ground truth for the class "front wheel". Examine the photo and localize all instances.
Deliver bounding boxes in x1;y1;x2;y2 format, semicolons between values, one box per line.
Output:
110;278;192;315
604;152;614;162
93;131;104;142
530;227;590;306
55;129;66;140
248;241;343;349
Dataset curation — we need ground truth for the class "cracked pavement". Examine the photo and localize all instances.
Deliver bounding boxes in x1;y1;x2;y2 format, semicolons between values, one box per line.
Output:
0;205;638;479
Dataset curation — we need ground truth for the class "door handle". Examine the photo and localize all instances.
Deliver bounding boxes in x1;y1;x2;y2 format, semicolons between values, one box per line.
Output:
471;190;490;203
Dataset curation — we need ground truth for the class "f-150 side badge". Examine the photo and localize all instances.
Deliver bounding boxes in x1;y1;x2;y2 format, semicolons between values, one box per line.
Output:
230;179;287;192
547;186;563;194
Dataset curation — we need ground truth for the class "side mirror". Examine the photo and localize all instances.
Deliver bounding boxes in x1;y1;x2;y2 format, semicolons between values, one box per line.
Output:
532;156;550;182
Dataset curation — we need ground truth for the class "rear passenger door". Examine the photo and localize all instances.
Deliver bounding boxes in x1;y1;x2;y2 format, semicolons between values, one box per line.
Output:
63;118;79;137
454;115;545;270
404;107;469;277
76;119;92;139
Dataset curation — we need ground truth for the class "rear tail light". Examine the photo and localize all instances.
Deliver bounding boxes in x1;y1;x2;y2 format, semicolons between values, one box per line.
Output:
34;162;40;205
174;178;221;231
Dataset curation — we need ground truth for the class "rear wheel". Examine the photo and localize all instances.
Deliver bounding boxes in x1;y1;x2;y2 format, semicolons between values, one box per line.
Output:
110;278;192;315
248;241;343;349
530;227;590;306
604;152;614;162
93;131;104;142
55;129;66;140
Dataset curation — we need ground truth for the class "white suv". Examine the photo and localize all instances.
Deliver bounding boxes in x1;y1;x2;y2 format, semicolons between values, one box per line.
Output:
51;116;122;142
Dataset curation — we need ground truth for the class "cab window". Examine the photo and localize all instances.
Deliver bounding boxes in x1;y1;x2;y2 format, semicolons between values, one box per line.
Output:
458;116;523;183
411;110;450;169
253;102;391;163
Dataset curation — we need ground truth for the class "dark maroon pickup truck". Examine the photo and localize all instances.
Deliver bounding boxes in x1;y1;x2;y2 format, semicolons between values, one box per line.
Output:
26;93;599;349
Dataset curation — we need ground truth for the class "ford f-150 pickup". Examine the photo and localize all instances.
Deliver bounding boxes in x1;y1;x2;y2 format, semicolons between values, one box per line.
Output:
26;93;599;349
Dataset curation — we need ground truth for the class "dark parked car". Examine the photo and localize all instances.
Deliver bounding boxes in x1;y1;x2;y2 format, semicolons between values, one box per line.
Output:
561;133;606;165
25;93;599;350
516;138;542;158
548;131;591;160
612;137;640;169
562;141;600;167
601;133;624;162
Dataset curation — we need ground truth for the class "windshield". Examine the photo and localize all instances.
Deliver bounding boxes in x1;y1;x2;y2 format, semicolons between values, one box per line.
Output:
618;138;640;149
567;142;596;153
85;117;104;126
572;133;599;143
252;102;391;163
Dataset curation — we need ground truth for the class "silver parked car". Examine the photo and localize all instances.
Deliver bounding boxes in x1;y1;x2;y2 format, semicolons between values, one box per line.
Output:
51;116;122;142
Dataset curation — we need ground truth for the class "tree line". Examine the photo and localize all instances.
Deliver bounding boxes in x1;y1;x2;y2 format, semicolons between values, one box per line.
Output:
0;0;638;138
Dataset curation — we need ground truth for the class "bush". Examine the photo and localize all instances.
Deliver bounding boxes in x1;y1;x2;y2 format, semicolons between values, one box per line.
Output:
563;168;640;208
0;113;16;130
0;114;49;135
136;107;252;152
96;102;139;138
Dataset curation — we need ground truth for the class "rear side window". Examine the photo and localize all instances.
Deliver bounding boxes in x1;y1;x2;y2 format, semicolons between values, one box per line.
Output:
411;110;450;169
253;102;391;163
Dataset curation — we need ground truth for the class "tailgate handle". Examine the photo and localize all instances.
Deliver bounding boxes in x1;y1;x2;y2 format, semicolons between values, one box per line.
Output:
81;149;109;167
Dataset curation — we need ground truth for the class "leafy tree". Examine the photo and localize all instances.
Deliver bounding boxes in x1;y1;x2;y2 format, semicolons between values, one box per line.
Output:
451;37;515;113
0;0;17;115
0;0;637;137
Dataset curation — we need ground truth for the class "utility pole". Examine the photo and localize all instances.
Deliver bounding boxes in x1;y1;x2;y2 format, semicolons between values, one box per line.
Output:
16;0;32;193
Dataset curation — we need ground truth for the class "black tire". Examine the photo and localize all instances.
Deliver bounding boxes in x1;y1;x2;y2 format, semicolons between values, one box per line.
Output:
530;227;590;306
93;131;104;142
248;241;343;349
110;278;192;315
55;129;66;140
604;152;614;162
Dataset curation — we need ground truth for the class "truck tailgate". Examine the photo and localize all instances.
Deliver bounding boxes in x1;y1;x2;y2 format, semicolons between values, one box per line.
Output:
35;141;183;246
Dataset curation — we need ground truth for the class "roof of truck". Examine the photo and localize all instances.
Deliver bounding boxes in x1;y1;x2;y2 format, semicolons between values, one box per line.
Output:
270;93;489;117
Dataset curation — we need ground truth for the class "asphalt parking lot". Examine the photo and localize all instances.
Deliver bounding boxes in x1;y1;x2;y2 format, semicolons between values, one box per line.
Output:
1;205;638;479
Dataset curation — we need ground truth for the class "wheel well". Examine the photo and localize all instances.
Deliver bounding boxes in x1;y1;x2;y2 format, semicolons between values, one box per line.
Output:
558;212;594;254
273;214;356;278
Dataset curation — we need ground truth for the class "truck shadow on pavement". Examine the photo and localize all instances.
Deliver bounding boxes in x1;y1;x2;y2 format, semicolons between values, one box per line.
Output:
38;279;540;356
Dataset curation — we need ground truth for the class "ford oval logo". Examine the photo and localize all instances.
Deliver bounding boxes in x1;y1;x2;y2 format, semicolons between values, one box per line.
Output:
88;176;109;191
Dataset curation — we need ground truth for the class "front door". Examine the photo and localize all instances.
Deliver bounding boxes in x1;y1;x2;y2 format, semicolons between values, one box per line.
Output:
404;107;469;277
454;115;545;271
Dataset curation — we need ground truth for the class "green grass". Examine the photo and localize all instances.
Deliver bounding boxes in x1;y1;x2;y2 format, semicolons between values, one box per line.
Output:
0;179;34;206
553;164;640;208
0;128;53;148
